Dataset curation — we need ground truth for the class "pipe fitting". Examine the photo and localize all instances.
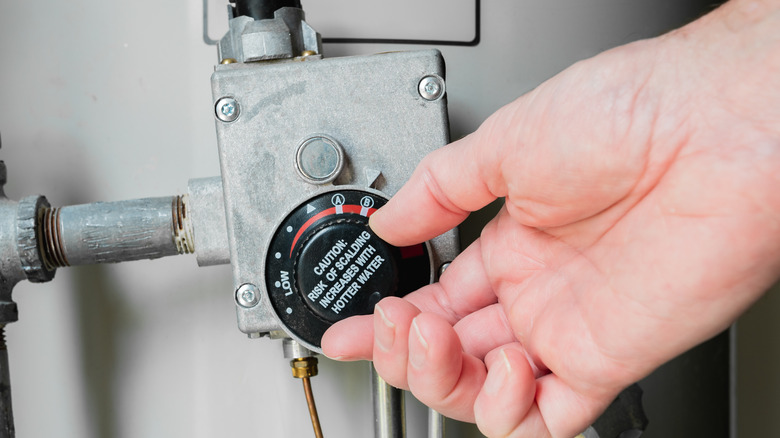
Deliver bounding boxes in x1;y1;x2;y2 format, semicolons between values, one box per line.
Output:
16;196;55;283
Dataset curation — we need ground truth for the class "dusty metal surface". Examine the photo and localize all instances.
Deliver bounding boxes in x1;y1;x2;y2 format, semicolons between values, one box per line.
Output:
43;197;181;266
187;176;230;267
212;49;459;349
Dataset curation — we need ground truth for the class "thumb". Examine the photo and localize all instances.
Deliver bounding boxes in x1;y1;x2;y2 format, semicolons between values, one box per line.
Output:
369;122;507;246
371;49;655;246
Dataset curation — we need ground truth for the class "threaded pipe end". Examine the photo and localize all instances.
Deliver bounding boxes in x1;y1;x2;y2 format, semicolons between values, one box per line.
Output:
172;195;195;255
0;326;8;351
40;207;69;269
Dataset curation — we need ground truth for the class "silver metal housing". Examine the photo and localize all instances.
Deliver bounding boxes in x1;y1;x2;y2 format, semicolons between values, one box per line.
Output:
211;49;459;348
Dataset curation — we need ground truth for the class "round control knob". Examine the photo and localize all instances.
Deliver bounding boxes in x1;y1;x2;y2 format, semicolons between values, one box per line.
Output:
265;190;432;349
296;218;399;322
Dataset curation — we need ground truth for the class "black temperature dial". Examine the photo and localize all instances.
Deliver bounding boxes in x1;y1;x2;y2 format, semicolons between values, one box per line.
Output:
265;190;431;348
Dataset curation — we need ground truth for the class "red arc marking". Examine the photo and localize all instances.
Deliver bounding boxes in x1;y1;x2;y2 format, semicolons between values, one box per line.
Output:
289;205;377;257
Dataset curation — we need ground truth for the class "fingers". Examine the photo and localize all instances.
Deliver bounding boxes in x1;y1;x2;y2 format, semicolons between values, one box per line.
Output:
534;374;614;438
453;303;517;359
366;298;488;421
474;347;538;438
323;300;612;437
405;312;487;422
372;297;421;389
369;132;501;246
404;239;497;324
323;238;500;363
321;314;374;360
473;345;613;438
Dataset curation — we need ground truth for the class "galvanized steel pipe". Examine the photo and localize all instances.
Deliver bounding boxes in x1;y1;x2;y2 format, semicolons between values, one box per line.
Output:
40;196;193;268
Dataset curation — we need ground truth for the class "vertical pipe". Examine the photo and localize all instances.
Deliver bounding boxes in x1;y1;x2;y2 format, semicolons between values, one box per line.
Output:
428;408;445;438
0;326;14;438
371;364;405;438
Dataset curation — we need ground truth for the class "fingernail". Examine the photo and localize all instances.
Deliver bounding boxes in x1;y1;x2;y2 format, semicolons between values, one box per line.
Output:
324;354;346;361
409;318;429;369
374;304;395;352
484;350;512;396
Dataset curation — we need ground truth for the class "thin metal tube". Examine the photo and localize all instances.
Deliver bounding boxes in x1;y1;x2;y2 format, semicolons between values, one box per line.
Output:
371;364;405;438
302;377;324;438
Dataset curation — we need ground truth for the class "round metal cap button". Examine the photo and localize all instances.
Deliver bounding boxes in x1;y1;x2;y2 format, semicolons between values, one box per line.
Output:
295;135;345;184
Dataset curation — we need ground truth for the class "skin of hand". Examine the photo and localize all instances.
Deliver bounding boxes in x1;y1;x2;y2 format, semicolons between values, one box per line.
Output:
322;1;780;436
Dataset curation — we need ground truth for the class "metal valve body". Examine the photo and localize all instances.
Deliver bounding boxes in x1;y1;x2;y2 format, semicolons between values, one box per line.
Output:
212;48;459;350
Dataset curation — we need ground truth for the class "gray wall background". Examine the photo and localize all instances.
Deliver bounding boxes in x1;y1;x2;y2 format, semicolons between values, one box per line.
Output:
0;0;772;436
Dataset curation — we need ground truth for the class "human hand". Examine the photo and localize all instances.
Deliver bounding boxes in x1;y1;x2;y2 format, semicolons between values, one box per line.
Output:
323;1;780;436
